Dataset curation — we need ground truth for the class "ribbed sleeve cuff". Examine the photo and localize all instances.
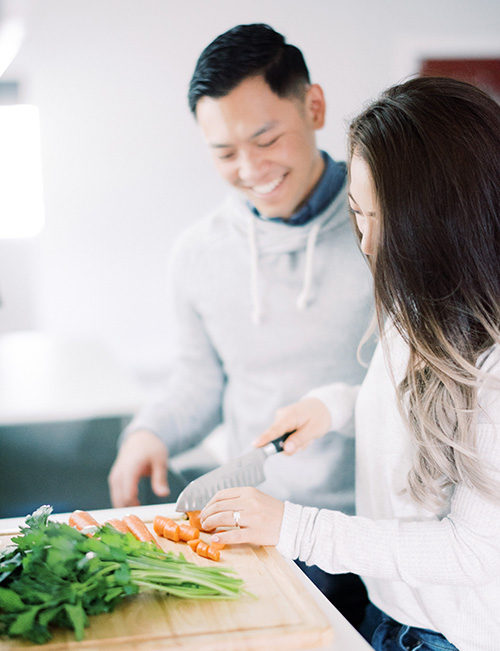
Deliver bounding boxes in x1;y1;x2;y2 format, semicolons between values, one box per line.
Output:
276;501;306;559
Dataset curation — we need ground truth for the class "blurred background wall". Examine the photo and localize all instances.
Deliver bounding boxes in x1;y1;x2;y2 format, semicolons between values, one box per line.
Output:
1;0;500;390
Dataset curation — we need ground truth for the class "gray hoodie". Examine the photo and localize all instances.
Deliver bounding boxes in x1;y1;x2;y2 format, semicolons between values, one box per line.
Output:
125;181;375;512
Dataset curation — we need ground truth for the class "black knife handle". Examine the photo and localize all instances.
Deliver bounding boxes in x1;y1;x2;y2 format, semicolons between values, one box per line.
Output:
270;430;296;452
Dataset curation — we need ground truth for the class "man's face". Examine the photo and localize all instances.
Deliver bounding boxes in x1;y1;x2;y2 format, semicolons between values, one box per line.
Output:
195;75;325;219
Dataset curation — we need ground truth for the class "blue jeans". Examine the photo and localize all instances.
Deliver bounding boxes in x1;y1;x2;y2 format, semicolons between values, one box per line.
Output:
295;562;369;630
361;603;459;651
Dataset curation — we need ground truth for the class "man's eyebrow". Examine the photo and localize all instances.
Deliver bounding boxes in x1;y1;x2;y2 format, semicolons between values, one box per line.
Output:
250;121;279;139
208;121;279;149
210;142;233;149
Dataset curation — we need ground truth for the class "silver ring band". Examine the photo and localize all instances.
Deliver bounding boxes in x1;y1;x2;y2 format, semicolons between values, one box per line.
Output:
233;510;241;527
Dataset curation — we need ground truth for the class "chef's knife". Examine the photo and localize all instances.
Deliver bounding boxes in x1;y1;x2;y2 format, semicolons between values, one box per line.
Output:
175;431;295;512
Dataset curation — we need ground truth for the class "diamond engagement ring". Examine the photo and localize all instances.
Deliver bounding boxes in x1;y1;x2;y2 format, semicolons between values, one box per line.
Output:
233;511;241;528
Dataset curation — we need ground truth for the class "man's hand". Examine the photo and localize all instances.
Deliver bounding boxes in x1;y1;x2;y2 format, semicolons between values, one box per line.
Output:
108;429;169;507
253;397;332;455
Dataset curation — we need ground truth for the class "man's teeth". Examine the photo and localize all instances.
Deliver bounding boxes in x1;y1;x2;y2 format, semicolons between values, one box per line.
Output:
253;176;284;195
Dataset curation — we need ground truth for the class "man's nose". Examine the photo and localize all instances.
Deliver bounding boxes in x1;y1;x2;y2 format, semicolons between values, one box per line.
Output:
237;149;265;183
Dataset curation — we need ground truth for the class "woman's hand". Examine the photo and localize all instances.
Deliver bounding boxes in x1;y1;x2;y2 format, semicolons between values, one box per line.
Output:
200;487;285;547
253;397;332;455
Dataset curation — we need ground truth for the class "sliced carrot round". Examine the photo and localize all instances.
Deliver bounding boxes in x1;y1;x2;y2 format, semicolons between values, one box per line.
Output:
206;546;221;562
153;515;171;537
187;510;203;530
178;523;200;542
195;540;210;559
187;538;201;552
162;518;181;542
209;538;225;551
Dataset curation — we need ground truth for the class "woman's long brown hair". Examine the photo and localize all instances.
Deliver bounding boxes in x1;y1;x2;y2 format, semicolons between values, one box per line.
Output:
349;76;500;510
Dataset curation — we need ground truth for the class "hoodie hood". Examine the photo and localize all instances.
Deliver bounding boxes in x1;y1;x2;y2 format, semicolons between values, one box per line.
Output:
225;183;351;323
226;181;350;255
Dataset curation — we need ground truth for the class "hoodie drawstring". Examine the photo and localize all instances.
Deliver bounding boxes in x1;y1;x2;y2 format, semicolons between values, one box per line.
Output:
248;216;262;325
297;219;321;310
248;215;321;323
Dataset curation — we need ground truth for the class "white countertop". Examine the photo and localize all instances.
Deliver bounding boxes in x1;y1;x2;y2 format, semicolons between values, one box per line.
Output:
0;504;372;651
0;331;146;425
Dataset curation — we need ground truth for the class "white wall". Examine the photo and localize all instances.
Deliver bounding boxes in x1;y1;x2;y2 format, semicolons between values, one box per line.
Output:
2;0;500;386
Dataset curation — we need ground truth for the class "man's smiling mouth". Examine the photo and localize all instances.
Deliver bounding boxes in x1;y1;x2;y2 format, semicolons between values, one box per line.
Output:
251;174;286;196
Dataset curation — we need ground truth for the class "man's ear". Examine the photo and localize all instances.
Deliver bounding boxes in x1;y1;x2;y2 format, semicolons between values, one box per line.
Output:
306;83;326;129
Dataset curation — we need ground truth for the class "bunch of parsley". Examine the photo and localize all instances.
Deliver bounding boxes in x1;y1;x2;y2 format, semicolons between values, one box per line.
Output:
0;506;245;644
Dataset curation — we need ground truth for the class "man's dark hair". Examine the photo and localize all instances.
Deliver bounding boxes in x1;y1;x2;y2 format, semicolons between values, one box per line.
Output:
188;23;311;115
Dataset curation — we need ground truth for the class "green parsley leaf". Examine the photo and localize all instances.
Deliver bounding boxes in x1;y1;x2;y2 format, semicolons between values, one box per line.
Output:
0;587;24;612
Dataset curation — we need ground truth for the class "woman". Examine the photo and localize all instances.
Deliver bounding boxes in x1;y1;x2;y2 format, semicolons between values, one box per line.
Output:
199;77;500;651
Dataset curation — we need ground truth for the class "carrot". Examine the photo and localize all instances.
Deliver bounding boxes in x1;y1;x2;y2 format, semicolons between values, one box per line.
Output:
178;522;200;542
195;540;210;558
153;515;170;537
209;538;226;551
187;538;201;552
123;514;160;548
154;516;181;542
163;519;181;542
206;546;221;562
105;518;129;534
195;540;219;561
68;510;100;531
187;510;203;530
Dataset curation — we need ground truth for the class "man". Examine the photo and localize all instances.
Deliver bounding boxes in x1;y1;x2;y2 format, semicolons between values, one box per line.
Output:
109;23;374;628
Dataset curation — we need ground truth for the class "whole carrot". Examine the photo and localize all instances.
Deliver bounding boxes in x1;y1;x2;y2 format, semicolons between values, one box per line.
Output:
105;518;129;534
68;510;100;531
123;514;160;548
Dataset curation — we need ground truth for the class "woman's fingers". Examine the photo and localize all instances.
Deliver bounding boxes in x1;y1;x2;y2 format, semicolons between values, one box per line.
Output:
201;488;244;529
201;497;242;530
200;487;284;547
209;527;250;547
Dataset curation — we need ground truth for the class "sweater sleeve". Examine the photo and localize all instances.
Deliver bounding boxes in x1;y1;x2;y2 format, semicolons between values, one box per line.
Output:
121;235;225;457
277;422;500;587
305;382;360;437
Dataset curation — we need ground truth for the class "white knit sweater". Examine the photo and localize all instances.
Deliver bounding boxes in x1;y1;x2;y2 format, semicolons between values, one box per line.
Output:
277;327;500;651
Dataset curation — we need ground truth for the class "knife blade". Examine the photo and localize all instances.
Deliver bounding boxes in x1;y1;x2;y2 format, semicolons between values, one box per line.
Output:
175;431;295;512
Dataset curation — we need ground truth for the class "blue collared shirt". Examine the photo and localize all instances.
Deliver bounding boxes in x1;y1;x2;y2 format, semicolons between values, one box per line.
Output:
250;152;346;226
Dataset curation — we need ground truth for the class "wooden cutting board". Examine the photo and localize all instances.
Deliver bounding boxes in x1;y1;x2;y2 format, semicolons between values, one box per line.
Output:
0;518;333;651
